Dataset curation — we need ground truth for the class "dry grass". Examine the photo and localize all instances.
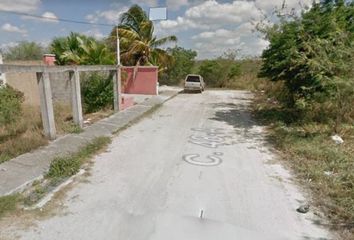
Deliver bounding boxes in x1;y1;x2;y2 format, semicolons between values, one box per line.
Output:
0;105;47;163
0;104;79;163
0;102;114;164
225;72;268;91
227;59;268;91
254;91;354;239
53;103;84;134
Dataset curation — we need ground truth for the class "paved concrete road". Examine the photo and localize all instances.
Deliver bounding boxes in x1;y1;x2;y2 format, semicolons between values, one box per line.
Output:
2;90;331;240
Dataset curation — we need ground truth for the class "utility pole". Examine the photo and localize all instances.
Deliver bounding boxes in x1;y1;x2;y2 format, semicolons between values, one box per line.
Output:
116;26;121;66
0;53;6;86
114;25;122;112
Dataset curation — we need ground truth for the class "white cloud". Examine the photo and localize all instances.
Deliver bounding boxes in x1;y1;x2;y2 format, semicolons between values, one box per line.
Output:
192;28;243;59
22;11;59;23
39;0;316;60
131;0;158;6
1;23;27;34
159;0;261;31
0;0;41;13
86;0;161;25
186;0;259;24
166;0;189;10
193;29;236;40
191;21;271;59
240;38;269;57
159;16;207;32
41;12;59;23
255;0;315;13
86;7;128;25
156;0;318;58
84;28;105;39
0;42;18;50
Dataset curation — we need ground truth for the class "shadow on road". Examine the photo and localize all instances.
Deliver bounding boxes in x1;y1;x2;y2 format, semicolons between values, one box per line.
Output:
208;94;276;150
210;102;257;130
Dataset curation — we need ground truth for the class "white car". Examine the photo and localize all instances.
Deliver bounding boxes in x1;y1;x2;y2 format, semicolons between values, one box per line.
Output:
184;74;205;93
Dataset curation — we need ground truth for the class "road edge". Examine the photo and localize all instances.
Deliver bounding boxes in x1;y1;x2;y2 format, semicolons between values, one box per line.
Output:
0;90;181;197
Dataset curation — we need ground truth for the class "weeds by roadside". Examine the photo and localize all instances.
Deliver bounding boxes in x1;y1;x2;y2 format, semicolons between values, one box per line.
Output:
0;136;111;218
0;103;110;164
0;194;21;219
0;105;47;163
254;91;354;239
46;136;111;180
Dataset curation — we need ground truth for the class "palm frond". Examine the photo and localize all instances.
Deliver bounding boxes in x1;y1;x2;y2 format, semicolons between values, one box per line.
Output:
152;35;178;47
140;20;154;40
120;5;147;34
118;28;140;41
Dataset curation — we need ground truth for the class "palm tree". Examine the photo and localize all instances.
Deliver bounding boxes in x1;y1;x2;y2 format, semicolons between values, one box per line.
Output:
50;33;87;65
110;5;177;69
61;37;115;65
51;32;114;65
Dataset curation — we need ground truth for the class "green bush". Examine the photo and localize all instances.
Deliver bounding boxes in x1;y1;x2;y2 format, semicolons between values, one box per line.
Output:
81;73;114;113
198;60;227;87
227;63;241;79
3;41;45;61
0;86;24;126
259;1;354;124
198;59;244;88
160;47;197;85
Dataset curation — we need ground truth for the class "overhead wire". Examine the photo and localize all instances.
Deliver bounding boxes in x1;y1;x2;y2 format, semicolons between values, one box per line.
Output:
0;9;116;27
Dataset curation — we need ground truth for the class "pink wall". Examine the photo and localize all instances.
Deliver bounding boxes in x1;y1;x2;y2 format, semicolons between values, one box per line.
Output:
122;66;158;95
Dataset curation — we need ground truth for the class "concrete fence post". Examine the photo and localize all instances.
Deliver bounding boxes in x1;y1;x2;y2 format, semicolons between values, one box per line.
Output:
36;71;56;140
0;54;6;86
113;66;122;112
70;69;83;128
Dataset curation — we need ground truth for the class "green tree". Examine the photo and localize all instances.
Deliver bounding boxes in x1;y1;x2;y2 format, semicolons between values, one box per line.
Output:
109;5;177;69
259;0;354;123
198;60;227;87
50;33;86;65
61;38;114;65
227;63;241;79
160;47;197;85
50;32;114;65
3;41;45;61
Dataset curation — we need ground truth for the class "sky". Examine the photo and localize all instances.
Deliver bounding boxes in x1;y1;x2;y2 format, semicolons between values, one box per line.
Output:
0;0;316;59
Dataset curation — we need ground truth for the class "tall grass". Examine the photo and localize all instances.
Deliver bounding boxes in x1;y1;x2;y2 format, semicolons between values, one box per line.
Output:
254;81;354;239
0;105;47;163
0;103;81;163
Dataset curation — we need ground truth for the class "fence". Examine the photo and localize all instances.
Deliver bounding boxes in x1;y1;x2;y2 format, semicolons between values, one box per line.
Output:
0;64;122;140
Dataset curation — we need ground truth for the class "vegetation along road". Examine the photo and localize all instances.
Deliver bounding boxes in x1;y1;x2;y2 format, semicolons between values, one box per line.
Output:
0;91;331;240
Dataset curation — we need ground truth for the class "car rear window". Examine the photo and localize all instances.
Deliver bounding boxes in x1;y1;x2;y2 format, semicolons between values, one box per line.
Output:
186;76;201;82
